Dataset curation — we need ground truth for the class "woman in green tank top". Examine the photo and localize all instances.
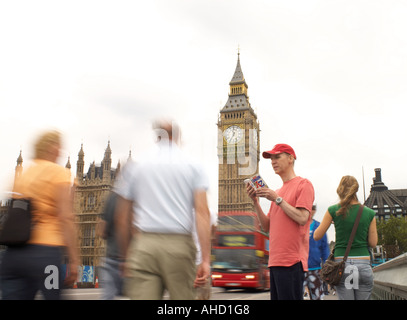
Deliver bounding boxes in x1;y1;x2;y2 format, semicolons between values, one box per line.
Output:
314;176;378;300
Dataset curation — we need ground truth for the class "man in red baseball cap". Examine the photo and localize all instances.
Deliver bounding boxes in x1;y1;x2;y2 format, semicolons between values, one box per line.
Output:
246;143;314;300
262;143;297;160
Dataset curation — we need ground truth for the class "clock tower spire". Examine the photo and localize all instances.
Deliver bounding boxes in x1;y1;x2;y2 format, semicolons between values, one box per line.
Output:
221;50;251;113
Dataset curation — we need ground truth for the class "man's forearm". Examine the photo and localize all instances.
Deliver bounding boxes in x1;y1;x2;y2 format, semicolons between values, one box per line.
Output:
278;200;309;226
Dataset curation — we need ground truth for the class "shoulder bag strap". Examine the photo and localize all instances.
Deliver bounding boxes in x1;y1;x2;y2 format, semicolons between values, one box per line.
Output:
343;204;364;261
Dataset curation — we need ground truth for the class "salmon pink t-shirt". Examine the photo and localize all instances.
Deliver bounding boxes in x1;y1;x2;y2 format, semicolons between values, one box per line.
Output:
267;176;314;271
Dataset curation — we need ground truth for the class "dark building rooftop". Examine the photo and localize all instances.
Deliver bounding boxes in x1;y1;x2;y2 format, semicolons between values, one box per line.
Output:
364;168;407;219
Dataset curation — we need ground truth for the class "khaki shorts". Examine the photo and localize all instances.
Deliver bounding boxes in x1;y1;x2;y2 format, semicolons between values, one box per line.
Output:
124;232;196;300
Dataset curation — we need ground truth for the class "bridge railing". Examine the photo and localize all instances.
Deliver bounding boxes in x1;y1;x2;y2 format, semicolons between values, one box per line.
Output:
372;253;407;300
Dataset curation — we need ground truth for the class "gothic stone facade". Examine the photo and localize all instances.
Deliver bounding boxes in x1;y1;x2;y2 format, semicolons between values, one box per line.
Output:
74;142;120;267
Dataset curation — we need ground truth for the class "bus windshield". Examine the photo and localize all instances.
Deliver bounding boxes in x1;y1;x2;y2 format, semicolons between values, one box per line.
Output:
211;249;258;272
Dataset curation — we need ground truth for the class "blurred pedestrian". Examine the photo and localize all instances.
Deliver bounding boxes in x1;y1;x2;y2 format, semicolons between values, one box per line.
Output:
314;175;378;300
115;119;211;300
246;143;314;300
0;130;79;300
303;204;330;300
97;190;133;300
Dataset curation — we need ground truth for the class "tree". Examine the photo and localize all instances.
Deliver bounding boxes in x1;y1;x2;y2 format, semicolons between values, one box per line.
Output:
376;216;407;256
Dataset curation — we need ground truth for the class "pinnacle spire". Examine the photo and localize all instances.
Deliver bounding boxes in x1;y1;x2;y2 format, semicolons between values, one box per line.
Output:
221;50;253;114
65;156;71;169
105;140;112;155
229;50;246;86
78;143;84;157
17;150;23;165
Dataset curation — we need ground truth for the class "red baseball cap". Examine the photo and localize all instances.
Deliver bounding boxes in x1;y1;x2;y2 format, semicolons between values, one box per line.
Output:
262;144;297;159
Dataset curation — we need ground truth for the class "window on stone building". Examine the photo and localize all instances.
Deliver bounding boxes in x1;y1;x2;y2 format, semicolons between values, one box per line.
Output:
87;193;95;210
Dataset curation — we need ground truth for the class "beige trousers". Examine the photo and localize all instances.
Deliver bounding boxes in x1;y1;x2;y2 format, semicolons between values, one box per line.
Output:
124;232;196;300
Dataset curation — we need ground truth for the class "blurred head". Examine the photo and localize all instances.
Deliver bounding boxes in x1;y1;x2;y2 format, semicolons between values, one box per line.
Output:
152;118;181;144
34;130;62;162
336;175;359;216
312;204;317;217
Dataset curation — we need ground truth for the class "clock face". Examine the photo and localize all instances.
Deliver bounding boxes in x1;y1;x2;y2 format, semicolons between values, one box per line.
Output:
224;125;243;144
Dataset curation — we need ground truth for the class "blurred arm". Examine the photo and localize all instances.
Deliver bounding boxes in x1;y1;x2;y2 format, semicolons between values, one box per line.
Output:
194;190;211;287
57;183;79;286
114;195;134;261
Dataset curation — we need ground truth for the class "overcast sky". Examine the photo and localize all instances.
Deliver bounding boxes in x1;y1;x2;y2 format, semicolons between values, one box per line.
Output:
1;0;407;242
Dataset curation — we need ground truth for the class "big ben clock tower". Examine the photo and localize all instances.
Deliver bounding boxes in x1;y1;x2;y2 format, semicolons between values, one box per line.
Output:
217;52;260;213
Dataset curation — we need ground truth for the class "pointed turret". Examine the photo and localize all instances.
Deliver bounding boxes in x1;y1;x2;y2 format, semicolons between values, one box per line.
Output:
102;141;112;183
229;50;247;88
65;156;71;170
17;150;23;166
103;141;112;172
77;144;85;180
221;51;252;113
15;150;23;181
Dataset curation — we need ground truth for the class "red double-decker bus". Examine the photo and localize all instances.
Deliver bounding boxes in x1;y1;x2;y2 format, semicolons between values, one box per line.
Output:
211;211;270;290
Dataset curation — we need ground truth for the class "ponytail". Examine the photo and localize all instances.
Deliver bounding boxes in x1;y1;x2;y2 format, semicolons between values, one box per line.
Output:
336;176;359;216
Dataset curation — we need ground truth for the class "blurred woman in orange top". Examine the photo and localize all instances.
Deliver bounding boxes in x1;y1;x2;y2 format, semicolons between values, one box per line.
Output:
0;130;79;300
